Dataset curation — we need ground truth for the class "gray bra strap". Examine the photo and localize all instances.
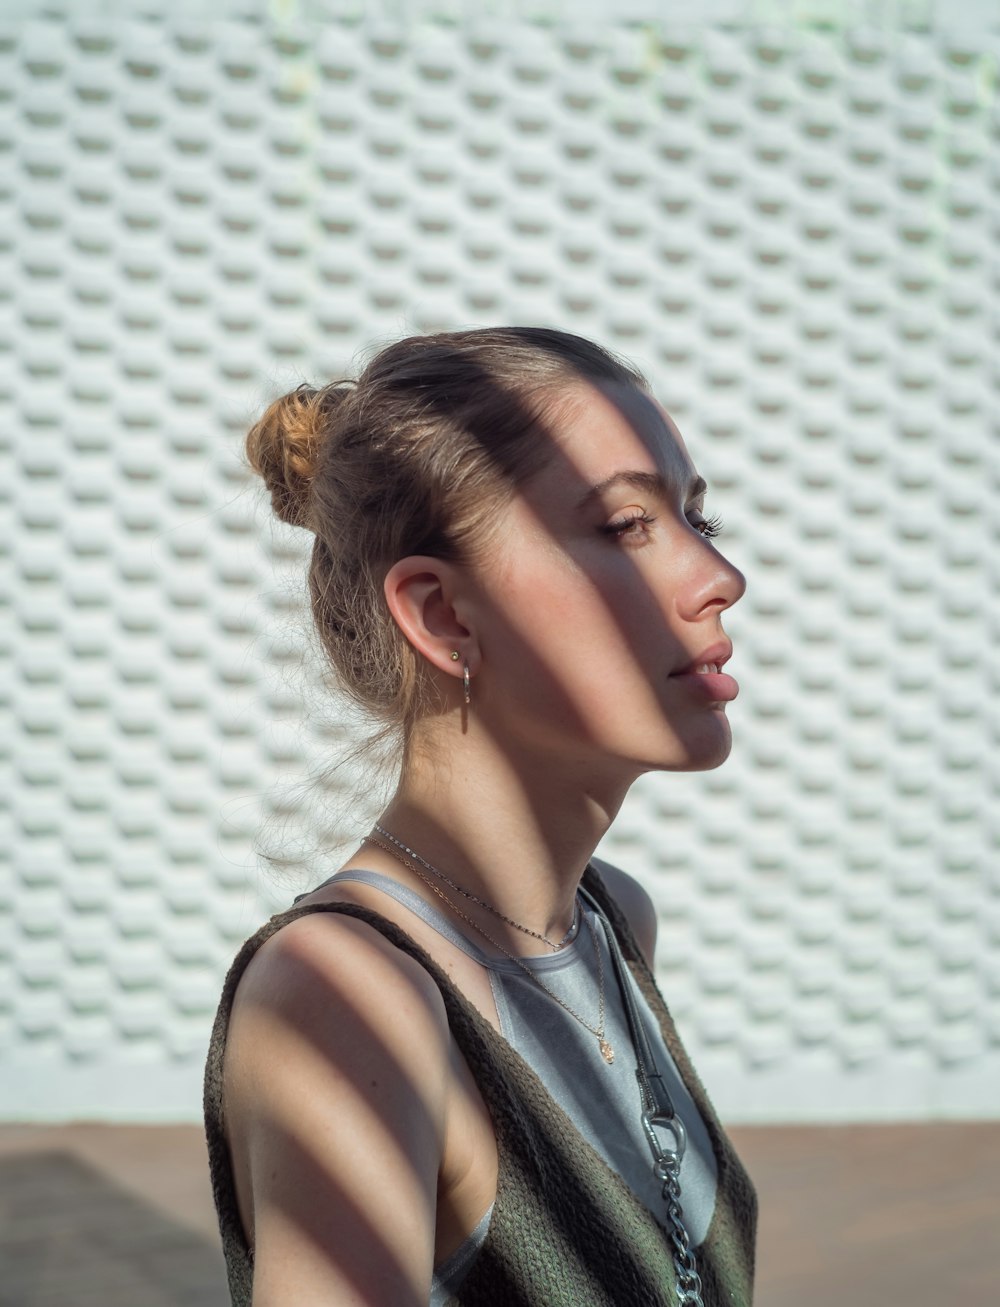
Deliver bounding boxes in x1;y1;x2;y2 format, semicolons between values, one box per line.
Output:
295;869;491;965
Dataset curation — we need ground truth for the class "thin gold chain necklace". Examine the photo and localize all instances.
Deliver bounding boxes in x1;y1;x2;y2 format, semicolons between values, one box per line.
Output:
371;822;578;951
364;834;615;1065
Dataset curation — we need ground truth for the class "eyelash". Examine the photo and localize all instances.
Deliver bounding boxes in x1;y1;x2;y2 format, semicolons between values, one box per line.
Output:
601;512;725;540
602;511;657;538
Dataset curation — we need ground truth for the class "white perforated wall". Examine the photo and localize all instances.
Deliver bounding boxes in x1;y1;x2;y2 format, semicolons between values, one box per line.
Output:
1;2;998;1122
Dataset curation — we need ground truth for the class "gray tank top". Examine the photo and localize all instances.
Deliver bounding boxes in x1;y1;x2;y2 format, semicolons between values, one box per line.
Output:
293;863;718;1304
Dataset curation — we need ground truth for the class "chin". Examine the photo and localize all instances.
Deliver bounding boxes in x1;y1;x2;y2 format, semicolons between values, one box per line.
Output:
653;719;734;774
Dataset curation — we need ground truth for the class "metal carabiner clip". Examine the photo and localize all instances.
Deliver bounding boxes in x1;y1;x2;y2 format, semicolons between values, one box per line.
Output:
641;1106;687;1173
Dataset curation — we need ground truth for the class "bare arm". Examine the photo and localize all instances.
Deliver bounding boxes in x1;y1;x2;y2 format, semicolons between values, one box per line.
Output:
223;913;452;1307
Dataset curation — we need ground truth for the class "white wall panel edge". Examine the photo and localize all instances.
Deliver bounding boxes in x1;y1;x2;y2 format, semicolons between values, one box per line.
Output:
0;1058;209;1124
3;1057;997;1125
698;1053;1000;1124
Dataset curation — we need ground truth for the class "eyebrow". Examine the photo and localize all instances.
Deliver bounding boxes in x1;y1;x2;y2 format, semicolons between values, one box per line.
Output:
575;470;708;512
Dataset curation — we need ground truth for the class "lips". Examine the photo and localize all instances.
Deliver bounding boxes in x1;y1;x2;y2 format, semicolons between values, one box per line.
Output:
671;642;733;677
669;642;738;702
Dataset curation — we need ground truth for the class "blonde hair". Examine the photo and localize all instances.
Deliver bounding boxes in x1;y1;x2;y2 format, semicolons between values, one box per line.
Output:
246;327;647;736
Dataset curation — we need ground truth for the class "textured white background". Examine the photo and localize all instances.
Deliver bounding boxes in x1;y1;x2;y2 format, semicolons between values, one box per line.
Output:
1;1;998;1122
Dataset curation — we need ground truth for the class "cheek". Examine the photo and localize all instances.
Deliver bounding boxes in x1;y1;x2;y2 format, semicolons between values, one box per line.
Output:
560;560;678;667
493;558;672;698
496;550;620;643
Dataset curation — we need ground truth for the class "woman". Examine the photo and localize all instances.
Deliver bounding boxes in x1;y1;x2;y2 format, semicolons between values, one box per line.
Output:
203;327;757;1306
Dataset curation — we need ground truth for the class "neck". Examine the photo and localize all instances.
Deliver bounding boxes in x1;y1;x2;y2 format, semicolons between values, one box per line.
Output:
351;725;635;953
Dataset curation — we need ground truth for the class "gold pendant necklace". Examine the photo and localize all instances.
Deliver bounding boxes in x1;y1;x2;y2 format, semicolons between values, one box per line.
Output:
364;834;614;1065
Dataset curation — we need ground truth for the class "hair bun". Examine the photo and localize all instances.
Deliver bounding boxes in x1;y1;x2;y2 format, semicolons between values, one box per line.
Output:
245;382;338;529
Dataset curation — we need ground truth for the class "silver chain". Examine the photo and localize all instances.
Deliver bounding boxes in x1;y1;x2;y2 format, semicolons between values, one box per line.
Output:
660;1159;705;1305
371;823;578;950
640;1108;704;1305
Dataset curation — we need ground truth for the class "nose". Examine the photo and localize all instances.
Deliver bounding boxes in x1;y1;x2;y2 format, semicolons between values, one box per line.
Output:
680;541;746;620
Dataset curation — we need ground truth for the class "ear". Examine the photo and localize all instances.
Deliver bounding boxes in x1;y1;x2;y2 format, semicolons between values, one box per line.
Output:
383;555;477;679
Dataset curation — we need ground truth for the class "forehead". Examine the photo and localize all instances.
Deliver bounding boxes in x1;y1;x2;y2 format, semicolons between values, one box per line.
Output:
536;380;696;495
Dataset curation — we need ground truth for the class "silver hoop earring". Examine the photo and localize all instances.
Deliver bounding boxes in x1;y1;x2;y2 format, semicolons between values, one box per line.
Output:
462;659;471;706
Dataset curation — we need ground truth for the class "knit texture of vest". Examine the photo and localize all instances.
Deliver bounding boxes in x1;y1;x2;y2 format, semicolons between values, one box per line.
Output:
203;864;758;1306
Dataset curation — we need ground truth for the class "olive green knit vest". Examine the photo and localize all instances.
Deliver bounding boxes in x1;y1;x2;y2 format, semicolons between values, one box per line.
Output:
203;866;757;1306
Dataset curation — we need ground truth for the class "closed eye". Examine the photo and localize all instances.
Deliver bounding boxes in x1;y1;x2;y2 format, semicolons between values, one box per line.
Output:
601;511;657;540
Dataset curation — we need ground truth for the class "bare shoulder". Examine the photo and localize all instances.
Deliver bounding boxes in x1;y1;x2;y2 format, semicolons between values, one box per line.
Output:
230;906;452;1059
225;907;454;1150
223;909;452;1306
591;857;659;968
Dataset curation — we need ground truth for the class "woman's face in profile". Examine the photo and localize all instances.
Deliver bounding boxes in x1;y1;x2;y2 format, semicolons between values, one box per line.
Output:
464;380;747;780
